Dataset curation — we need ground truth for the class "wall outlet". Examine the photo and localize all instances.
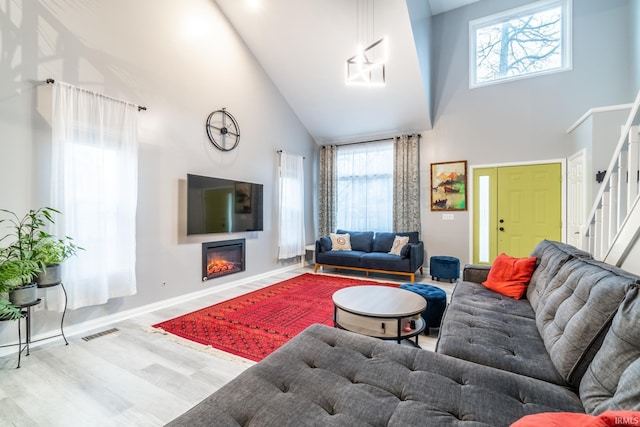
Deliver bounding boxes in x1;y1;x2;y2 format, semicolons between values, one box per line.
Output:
442;213;455;221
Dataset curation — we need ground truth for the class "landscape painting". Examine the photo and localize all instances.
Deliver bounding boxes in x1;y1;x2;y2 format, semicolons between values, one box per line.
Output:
430;160;467;211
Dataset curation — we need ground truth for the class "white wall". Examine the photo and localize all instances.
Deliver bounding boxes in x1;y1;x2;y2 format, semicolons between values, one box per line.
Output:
420;0;635;265
0;1;316;342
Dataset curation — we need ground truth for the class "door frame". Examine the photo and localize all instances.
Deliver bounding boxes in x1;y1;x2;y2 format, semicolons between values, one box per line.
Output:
468;158;567;263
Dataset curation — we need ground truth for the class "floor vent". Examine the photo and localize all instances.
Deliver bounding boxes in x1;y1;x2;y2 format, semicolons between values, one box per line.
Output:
82;328;119;342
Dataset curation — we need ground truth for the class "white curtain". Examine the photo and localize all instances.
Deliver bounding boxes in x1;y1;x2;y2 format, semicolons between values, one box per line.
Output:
335;141;393;231
49;82;138;309
278;151;305;259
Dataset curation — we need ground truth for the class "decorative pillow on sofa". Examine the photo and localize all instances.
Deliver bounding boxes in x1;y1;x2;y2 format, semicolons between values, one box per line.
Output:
511;410;640;427
388;235;410;255
482;253;537;300
330;233;351;251
319;236;332;252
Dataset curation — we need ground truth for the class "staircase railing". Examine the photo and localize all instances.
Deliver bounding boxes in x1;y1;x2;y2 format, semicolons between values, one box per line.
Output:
582;90;640;264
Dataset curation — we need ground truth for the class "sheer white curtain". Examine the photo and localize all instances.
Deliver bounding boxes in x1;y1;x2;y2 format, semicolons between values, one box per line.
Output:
49;82;138;309
335;141;393;231
278;151;305;259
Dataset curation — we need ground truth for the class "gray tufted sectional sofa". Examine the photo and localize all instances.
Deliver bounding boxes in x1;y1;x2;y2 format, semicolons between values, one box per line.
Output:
168;240;640;426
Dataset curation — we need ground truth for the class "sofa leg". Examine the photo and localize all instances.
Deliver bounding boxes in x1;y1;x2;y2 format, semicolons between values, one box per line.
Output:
314;264;320;273
419;267;424;275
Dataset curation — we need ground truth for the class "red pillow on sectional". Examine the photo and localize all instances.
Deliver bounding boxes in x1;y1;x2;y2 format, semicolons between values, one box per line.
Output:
482;253;537;300
511;410;640;427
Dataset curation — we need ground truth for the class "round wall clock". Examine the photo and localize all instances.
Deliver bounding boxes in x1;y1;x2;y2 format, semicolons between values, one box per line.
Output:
206;108;240;151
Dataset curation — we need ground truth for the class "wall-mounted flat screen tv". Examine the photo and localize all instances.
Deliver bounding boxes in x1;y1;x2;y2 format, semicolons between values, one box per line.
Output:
187;174;264;235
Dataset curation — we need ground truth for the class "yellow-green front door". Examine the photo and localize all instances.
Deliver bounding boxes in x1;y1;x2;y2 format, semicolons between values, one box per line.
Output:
473;163;562;263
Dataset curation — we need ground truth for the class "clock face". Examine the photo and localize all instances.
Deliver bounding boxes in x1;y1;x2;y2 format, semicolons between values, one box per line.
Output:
206;108;240;151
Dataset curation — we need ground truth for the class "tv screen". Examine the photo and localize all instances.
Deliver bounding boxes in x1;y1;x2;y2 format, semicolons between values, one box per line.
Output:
187;174;264;235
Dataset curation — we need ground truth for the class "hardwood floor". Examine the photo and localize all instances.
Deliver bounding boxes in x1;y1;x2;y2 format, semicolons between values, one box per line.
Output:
0;266;454;426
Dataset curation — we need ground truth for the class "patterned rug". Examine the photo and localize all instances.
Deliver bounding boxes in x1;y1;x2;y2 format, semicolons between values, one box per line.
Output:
152;273;398;362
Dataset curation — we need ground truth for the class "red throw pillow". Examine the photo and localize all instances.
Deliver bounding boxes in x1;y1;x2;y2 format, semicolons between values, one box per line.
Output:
511;410;640;427
482;253;537;300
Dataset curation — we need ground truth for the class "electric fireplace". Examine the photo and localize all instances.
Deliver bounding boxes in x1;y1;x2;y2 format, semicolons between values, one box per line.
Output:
202;239;245;281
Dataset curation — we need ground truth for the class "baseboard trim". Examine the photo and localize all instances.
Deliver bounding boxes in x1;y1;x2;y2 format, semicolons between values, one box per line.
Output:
0;265;300;358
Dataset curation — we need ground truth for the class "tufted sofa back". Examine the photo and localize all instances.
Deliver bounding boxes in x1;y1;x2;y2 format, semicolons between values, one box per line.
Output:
534;256;640;388
526;240;592;311
580;285;640;414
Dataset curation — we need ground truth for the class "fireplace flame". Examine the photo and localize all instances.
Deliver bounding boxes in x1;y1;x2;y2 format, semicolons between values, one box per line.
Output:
207;259;236;275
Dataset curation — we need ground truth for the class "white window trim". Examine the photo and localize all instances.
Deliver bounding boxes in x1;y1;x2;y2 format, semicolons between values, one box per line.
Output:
469;0;573;89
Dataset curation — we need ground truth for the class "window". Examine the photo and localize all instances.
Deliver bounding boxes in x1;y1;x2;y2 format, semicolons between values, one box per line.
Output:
51;82;138;309
277;151;305;260
335;141;393;231
469;0;572;88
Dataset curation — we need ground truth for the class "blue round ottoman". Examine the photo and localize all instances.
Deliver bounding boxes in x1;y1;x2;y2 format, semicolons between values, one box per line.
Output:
430;255;460;282
399;283;447;332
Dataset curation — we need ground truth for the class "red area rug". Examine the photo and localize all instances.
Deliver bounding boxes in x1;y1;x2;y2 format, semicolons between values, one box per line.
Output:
153;273;398;362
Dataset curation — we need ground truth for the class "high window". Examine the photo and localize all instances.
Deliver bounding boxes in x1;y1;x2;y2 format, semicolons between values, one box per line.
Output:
469;0;572;88
335;141;393;231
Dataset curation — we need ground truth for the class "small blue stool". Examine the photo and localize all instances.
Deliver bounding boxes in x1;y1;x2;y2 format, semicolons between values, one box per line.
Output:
399;283;447;331
430;256;460;283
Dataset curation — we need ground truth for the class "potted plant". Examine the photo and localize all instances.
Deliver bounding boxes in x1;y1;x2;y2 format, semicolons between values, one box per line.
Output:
0;250;40;320
33;235;83;286
0;207;59;306
0;207;83;316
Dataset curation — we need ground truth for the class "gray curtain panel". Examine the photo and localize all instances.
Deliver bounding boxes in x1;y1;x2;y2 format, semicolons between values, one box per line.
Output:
393;134;421;233
318;144;337;237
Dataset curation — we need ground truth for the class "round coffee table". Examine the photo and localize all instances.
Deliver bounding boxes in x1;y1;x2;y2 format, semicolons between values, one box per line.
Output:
332;285;426;346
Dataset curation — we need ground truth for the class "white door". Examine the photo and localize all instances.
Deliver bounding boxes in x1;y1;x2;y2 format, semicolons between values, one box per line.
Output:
567;150;587;249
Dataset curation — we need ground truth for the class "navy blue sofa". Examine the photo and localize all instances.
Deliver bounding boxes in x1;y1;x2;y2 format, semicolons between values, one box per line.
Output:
313;230;424;282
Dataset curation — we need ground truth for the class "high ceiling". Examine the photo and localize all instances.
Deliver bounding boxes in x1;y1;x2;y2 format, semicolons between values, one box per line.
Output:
215;0;478;144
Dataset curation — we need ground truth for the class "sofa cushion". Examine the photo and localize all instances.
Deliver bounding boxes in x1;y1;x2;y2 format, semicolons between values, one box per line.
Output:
336;230;374;252
580;286;640;415
167;324;584;427
448;280;536;319
527;240;593;311
360;252;412;272
319;236;332;252
330;233;352;251
316;250;366;267
482;253;537;300
437;301;566;385
535;258;640;387
400;244;411;258
372;232;419;252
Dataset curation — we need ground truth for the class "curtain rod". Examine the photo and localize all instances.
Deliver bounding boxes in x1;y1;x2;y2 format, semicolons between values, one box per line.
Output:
277;149;305;159
322;133;421;147
46;78;147;112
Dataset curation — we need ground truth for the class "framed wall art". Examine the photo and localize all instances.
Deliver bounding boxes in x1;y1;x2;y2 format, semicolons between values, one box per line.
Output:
430;160;467;211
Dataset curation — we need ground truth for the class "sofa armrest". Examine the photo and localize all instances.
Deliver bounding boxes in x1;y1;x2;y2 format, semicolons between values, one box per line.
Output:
406;241;425;272
463;264;491;283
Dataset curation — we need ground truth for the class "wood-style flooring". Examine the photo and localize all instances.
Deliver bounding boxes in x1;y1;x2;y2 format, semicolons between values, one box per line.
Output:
0;266;454;426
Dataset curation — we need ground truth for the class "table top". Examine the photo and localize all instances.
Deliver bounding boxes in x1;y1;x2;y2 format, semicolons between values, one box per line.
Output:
332;286;426;317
